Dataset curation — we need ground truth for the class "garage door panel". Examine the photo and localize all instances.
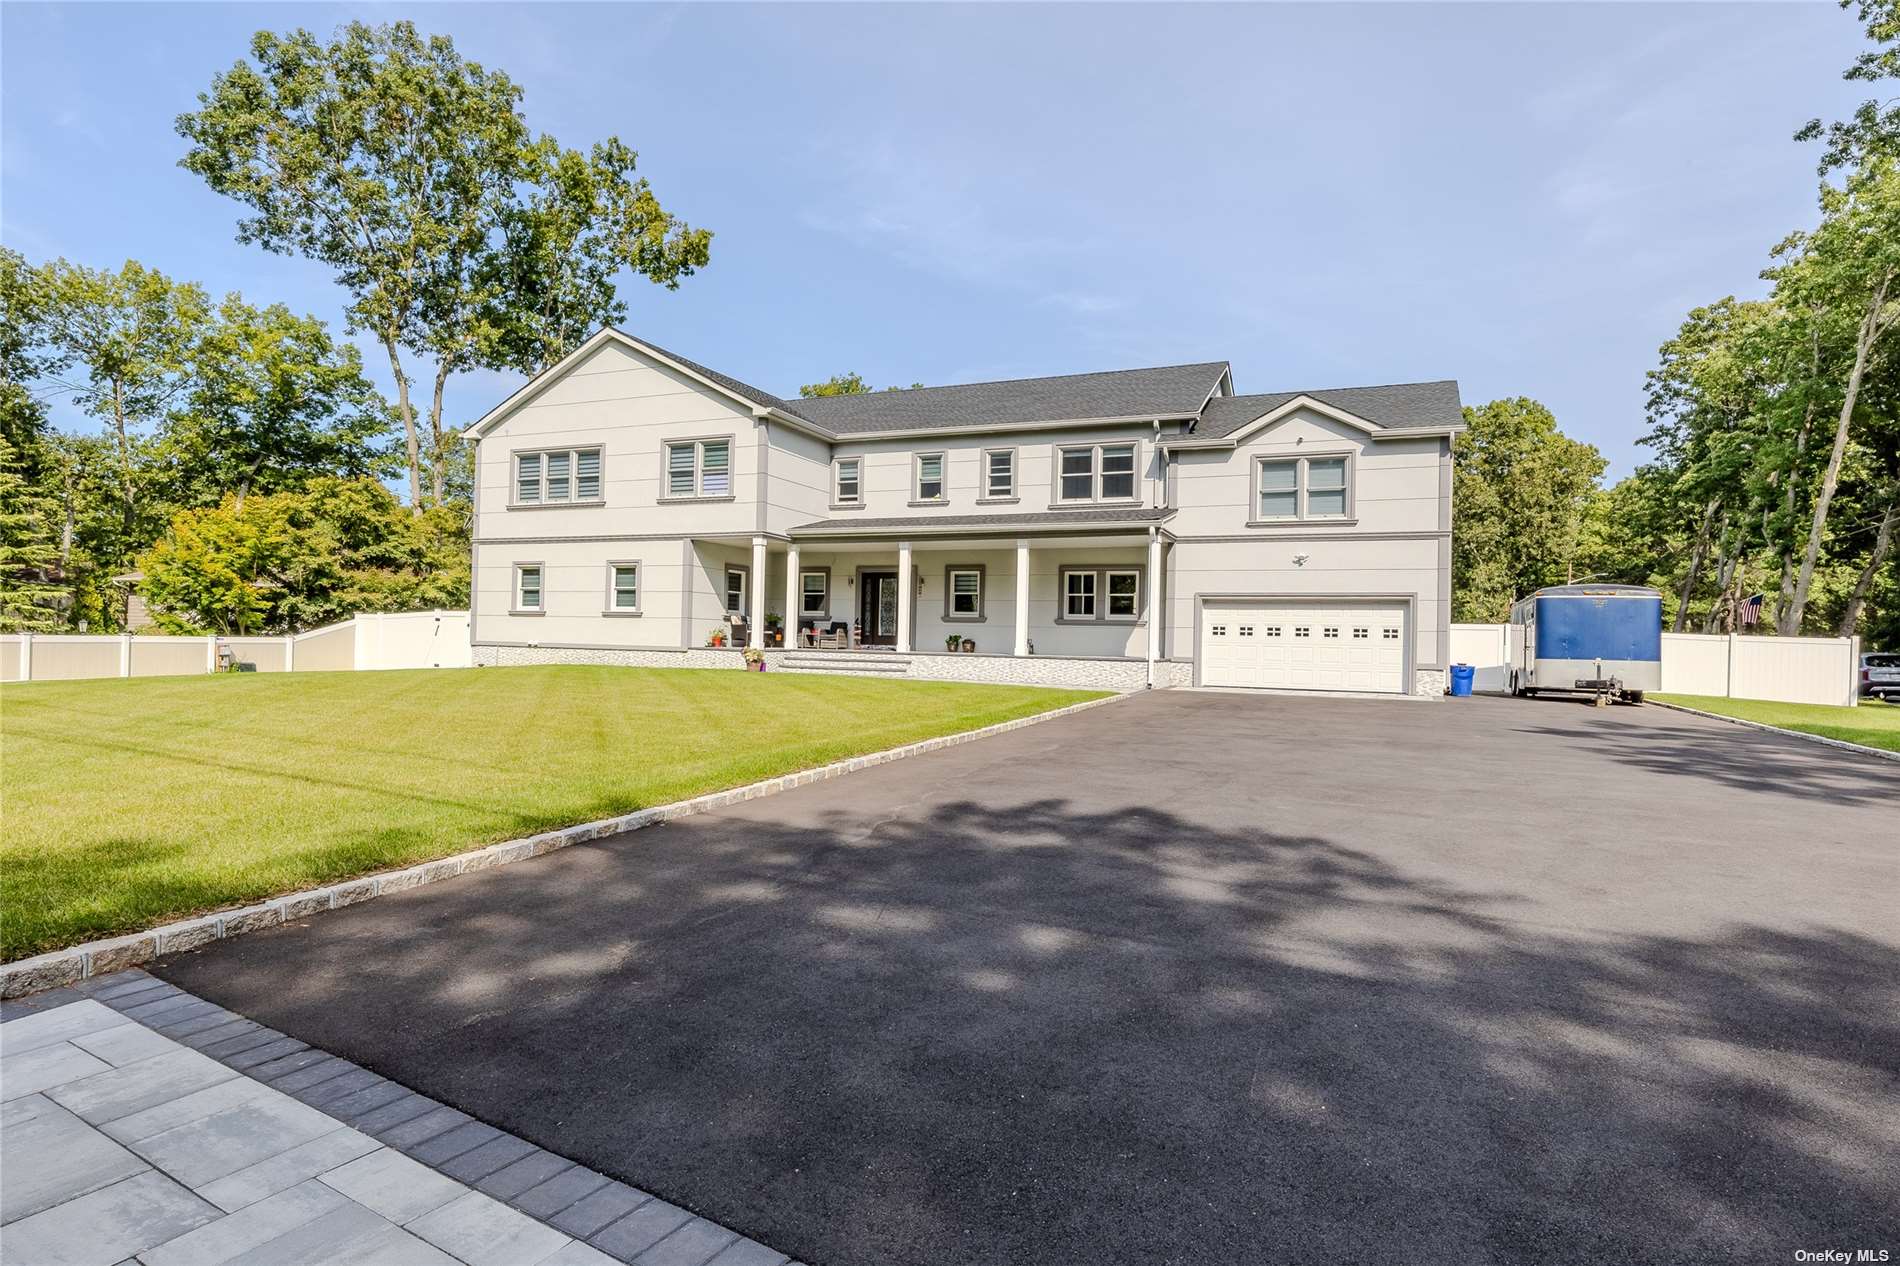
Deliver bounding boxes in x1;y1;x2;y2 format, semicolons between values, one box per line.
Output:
1202;600;1406;693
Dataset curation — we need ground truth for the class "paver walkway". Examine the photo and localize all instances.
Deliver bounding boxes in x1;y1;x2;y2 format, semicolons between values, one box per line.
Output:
0;972;793;1266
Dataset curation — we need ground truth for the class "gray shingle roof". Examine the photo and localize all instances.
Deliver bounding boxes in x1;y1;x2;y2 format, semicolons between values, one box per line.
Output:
785;363;1230;434
791;508;1175;536
1188;381;1463;440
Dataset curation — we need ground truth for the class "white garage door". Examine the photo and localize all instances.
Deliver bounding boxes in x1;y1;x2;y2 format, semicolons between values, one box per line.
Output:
1201;601;1407;693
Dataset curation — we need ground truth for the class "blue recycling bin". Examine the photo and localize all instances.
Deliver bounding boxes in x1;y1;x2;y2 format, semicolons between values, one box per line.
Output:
1449;663;1475;697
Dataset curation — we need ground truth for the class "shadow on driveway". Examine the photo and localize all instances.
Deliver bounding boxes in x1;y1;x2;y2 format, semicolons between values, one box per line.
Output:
157;694;1900;1265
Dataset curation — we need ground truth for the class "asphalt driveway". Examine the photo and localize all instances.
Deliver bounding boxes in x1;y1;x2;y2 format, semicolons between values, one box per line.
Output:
157;692;1900;1265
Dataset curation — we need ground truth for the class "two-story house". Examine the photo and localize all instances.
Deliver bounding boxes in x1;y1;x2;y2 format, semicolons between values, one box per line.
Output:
464;328;1462;694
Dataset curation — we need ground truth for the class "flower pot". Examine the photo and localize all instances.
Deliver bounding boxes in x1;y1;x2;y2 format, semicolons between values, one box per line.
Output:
961;639;976;653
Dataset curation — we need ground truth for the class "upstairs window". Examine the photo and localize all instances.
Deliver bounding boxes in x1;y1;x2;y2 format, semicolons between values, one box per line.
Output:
834;458;862;505
665;438;731;498
1256;454;1352;521
985;449;1015;499
515;448;602;505
1057;443;1139;502
915;453;945;502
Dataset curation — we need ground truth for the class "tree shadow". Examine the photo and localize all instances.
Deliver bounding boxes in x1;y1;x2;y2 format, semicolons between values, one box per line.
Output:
1509;704;1899;806
156;796;1900;1265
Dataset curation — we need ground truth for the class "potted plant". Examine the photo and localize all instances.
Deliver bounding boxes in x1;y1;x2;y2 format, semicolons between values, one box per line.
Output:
961;637;977;654
743;647;766;671
945;633;961;652
709;627;726;648
765;613;784;647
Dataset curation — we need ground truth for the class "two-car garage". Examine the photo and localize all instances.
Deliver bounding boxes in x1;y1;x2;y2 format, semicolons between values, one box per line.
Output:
1199;599;1408;693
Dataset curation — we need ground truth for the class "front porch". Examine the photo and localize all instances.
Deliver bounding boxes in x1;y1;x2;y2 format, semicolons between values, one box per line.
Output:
699;520;1176;688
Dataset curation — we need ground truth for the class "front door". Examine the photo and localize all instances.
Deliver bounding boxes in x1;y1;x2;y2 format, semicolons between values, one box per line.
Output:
859;571;899;646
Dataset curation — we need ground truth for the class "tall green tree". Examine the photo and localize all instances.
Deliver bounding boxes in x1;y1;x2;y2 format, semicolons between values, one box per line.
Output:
1452;398;1608;622
32;259;209;544
0;435;65;631
800;373;871;398
158;294;391;508
1770;157;1900;632
177;21;711;510
1797;0;1900;172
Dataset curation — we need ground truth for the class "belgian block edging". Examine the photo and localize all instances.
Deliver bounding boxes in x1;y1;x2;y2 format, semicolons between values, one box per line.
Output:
1648;698;1900;765
1;691;1128;997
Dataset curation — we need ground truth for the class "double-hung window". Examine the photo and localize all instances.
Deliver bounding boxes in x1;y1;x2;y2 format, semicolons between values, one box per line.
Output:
800;569;829;617
664;438;732;498
915;453;945;502
514;564;543;613
1256;454;1351;521
984;449;1015;499
606;563;639;613
1060;567;1141;622
514;448;602;505
1063;570;1096;618
1056;443;1139;503
945;566;984;621
725;566;748;615
834;458;862;506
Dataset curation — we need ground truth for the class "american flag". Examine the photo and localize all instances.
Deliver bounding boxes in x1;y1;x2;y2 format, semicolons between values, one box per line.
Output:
1734;593;1764;627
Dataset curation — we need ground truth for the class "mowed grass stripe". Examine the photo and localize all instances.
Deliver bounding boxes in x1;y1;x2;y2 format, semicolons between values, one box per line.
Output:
1;666;1103;958
1653;693;1900;753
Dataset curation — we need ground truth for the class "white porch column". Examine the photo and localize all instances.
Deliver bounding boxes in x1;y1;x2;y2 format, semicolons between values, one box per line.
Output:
896;540;914;651
784;543;801;646
750;535;768;650
1145;528;1163;687
1014;538;1031;656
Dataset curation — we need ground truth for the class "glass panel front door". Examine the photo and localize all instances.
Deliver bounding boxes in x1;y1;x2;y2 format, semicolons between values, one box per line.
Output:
860;571;899;645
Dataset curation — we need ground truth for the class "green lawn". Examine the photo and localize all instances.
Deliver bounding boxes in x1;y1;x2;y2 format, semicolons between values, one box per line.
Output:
2;666;1104;960
1654;693;1900;753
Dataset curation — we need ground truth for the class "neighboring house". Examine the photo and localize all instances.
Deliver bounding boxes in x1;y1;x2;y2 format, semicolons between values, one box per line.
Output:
464;328;1463;694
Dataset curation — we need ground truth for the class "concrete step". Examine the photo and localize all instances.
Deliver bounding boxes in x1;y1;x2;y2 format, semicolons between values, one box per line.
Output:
778;653;912;675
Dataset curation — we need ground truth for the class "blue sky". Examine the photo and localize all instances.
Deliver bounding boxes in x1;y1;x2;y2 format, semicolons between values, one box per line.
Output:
0;2;1874;478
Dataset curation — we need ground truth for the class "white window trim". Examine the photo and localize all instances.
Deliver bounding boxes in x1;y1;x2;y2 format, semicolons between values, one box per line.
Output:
661;435;736;502
1057;566;1143;624
512;562;545;615
1104;568;1142;622
604;560;642;617
510;447;604;508
1058;567;1098;621
980;447;1018;503
724;564;749;616
1251;451;1357;525
943;564;986;623
912;451;947;504
1054;441;1142;505
831;457;864;509
799;567;831;618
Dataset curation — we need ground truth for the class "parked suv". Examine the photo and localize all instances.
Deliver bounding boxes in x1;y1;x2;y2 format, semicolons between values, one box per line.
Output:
1860;652;1900;701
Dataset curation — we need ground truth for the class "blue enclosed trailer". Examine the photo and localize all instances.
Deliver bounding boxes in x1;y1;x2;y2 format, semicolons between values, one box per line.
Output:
1507;584;1663;705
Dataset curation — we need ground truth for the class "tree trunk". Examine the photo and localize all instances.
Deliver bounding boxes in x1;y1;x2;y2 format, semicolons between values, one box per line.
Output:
1787;271;1891;633
111;377;136;537
428;359;452;509
1702;513;1745;634
381;332;424;514
1775;400;1817;634
1674;496;1721;633
1838;490;1898;637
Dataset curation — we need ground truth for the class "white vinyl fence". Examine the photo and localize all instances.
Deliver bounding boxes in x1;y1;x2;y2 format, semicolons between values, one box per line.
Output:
1449;623;1860;707
2;611;471;683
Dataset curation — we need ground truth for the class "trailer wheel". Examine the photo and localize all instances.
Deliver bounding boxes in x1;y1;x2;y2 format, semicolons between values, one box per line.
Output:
1626;691;1645;705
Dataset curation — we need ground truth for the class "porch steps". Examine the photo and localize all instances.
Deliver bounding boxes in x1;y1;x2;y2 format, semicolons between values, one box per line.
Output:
777;651;913;677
